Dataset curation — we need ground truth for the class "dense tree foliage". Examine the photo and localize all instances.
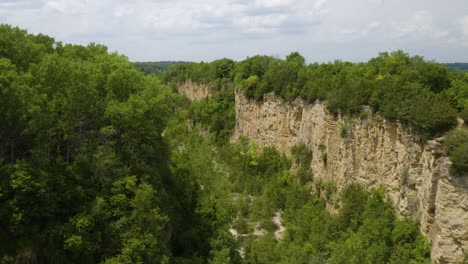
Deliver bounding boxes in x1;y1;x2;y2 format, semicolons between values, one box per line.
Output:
190;87;236;142
0;24;239;263
133;61;188;75
164;58;236;90
446;63;468;71
444;129;468;175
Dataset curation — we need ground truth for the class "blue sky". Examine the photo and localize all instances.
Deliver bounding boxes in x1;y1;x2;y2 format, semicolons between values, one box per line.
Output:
1;0;467;62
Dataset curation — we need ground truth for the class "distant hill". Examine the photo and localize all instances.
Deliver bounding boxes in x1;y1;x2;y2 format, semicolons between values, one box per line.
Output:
446;63;468;71
133;61;188;75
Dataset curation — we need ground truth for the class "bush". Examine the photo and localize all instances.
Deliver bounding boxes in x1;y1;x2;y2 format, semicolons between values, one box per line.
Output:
190;88;236;142
408;93;457;135
260;219;278;233
340;121;351;138
242;75;260;98
460;106;468;123
319;144;327;164
291;143;312;168
400;167;409;186
444;129;468;176
233;218;249;235
296;167;313;184
359;110;370;119
449;142;468;176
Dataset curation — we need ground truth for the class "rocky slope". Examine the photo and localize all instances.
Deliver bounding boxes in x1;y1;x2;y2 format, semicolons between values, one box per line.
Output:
178;82;468;263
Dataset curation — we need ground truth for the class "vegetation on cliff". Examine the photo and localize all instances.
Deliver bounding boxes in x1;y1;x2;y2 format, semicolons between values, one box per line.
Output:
444;129;468;176
165;51;468;175
190;87;236;142
165;52;468;135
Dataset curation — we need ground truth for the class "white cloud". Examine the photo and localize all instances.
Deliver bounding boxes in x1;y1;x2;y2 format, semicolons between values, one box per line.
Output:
0;0;43;10
254;0;293;8
234;14;289;33
0;1;19;8
362;20;381;35
139;0;323;36
144;6;201;32
114;6;134;18
393;10;434;38
0;0;467;62
44;0;88;15
388;10;449;41
367;21;381;30
314;0;327;9
460;16;468;36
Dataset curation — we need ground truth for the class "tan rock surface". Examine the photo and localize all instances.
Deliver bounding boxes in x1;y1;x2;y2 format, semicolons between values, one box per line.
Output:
177;80;214;101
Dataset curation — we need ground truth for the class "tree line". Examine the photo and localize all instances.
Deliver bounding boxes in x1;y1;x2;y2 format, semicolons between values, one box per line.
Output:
164;52;468;134
133;61;188;75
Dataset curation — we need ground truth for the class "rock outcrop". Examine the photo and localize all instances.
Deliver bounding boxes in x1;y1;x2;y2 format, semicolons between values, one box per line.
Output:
177;80;214;101
231;89;468;264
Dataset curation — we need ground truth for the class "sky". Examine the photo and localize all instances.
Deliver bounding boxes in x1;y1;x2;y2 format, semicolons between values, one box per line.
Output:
1;0;467;63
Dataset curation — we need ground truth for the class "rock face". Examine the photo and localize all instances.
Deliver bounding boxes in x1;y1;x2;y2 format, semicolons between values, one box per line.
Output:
231;89;468;264
177;80;214;101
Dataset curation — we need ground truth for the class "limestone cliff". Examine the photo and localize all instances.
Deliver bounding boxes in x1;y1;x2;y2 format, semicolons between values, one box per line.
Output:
231;89;468;264
177;80;215;101
178;82;468;263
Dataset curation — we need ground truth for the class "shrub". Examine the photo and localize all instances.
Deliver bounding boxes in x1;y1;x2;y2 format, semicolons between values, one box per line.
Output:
296;167;313;184
460;106;468;123
408;93;457;135
242;75;260;98
291;143;311;168
233;218;249;235
444;129;468;153
444;129;468;176
319;144;327;164
449;142;468;176
359;110;370;119
260;219;278;233
340;121;351;138
400;166;409;186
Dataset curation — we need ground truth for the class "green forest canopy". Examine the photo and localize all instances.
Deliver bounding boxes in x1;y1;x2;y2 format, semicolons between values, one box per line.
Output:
0;24;462;263
446;63;468;71
0;24;244;263
133;61;188;75
0;24;186;263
